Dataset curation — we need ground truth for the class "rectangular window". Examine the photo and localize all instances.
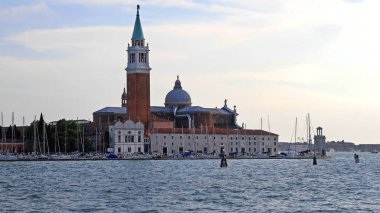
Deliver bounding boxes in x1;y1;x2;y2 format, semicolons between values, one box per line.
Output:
128;147;131;153
141;53;145;63
126;135;134;142
131;54;135;63
138;136;141;142
138;147;141;153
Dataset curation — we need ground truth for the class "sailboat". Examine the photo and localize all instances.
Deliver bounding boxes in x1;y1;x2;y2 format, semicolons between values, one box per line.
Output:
279;118;298;158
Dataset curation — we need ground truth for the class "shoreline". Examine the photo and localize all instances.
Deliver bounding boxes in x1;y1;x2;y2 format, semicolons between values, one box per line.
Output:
0;156;330;162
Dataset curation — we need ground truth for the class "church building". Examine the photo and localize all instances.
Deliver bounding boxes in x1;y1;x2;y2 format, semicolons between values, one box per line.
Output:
93;5;279;156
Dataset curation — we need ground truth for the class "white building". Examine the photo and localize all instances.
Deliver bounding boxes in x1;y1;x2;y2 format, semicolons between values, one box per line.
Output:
109;120;145;155
150;131;278;156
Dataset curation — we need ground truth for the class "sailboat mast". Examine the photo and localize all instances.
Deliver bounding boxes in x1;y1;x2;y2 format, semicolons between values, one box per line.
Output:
1;112;4;143
55;123;60;154
33;116;36;153
77;117;79;152
308;113;312;150
57;124;60;153
95;126;98;153
23;116;25;153
82;126;85;154
1;112;5;153
54;124;57;154
45;122;50;155
42;116;46;155
295;117;297;152
11;112;14;152
64;122;67;155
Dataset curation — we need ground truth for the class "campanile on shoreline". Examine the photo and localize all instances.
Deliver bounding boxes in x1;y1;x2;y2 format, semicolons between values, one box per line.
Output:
125;5;151;129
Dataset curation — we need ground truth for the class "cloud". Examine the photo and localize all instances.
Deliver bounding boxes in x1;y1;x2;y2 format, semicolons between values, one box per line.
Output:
0;3;51;21
3;1;380;143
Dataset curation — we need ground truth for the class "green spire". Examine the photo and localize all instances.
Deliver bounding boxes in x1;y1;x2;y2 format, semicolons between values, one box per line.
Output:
131;5;145;40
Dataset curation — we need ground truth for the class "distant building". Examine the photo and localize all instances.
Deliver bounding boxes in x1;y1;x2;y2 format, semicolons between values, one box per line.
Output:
314;127;326;152
93;5;279;155
93;107;126;129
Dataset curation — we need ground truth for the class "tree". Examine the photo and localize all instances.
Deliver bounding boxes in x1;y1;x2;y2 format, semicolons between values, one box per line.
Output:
55;119;80;153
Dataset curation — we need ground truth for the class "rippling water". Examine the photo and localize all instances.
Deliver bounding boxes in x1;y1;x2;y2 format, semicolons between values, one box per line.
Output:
1;152;379;212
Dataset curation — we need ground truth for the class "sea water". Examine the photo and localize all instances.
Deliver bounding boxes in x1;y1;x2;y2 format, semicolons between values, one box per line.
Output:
0;152;379;212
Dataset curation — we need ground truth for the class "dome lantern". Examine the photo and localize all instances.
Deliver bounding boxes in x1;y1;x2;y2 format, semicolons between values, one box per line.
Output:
164;76;191;108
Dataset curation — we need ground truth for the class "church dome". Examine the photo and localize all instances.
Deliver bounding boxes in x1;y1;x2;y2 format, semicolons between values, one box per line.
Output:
165;76;191;108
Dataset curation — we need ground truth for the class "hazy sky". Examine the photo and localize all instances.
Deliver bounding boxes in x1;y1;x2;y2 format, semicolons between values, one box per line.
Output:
1;0;379;144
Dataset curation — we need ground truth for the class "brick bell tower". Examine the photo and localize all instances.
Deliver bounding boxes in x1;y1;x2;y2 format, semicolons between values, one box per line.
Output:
126;5;151;129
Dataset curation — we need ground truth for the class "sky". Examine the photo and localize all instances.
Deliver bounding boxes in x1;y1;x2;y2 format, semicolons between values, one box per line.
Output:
1;0;379;144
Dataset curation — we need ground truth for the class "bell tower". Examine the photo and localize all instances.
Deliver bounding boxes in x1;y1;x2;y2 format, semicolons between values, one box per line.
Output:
126;5;151;129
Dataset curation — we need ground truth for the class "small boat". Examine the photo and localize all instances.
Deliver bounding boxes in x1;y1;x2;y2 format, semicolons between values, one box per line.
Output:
371;150;378;154
106;153;118;159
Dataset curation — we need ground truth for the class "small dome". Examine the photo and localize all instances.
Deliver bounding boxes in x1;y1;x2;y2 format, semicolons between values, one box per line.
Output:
165;76;191;108
135;121;144;129
124;120;135;129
